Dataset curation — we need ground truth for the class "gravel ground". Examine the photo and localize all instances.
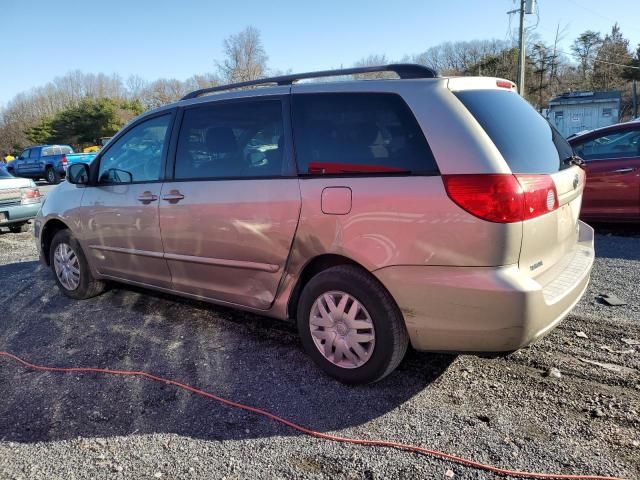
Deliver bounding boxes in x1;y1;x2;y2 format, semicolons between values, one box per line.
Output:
0;224;638;480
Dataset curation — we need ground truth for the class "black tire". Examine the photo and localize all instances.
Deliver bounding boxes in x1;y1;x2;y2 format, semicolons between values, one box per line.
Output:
296;265;409;384
45;166;60;184
49;229;106;299
8;222;29;233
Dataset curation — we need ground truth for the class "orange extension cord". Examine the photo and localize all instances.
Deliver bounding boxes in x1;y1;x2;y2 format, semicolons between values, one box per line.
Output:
0;351;626;480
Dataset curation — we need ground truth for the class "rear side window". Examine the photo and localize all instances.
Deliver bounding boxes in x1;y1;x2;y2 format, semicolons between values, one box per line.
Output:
175;99;286;180
455;90;573;173
292;93;438;175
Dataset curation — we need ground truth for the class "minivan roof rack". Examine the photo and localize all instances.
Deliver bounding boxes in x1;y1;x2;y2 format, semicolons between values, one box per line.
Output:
180;63;438;100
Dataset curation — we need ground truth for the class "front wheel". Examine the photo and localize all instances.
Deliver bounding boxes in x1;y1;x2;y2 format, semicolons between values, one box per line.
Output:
50;229;106;299
297;265;409;384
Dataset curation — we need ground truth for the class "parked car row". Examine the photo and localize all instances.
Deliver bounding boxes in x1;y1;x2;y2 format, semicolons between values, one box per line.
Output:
15;64;639;382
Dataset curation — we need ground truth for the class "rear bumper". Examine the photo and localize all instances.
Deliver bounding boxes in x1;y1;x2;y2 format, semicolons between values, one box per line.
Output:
374;221;595;352
0;203;40;225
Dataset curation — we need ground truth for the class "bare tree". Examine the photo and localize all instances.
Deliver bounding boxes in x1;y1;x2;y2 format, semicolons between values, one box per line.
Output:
414;39;510;75
184;73;221;91
126;75;148;100
138;79;190;109
353;54;394;79
217;26;268;83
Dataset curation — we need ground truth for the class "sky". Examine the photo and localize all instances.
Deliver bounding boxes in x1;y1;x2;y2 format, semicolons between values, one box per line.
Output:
1;0;639;106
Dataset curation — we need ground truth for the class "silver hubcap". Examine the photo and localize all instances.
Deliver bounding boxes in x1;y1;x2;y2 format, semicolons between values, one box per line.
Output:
53;242;80;291
309;291;375;369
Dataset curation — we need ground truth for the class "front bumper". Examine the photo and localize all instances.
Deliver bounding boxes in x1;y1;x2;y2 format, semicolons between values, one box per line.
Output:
374;221;595;352
0;203;41;226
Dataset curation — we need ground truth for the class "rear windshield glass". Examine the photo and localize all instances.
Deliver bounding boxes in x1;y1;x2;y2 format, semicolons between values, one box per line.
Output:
454;90;572;173
42;146;73;156
0;165;11;178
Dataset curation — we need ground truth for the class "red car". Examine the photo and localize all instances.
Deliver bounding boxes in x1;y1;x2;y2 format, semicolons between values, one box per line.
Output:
569;121;640;222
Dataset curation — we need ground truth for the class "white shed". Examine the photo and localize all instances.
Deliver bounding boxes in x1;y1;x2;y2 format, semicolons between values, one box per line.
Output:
547;91;621;138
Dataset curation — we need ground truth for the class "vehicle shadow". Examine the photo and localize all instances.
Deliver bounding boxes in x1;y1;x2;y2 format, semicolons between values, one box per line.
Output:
588;222;640;261
0;260;455;444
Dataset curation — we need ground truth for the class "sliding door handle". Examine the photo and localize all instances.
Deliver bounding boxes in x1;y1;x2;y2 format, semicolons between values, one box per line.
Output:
137;191;158;203
162;190;185;202
611;168;635;173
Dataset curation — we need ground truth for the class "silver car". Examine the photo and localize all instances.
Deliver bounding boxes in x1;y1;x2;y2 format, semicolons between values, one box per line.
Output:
0;165;42;233
34;65;594;384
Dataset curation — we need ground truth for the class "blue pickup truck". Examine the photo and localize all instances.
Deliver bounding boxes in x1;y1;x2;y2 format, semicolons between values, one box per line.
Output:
8;145;96;184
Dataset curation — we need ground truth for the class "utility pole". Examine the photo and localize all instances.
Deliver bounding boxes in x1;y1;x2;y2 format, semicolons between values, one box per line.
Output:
508;0;535;97
517;0;526;96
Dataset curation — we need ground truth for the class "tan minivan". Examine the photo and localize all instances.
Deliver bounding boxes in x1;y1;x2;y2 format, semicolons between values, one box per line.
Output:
34;65;594;384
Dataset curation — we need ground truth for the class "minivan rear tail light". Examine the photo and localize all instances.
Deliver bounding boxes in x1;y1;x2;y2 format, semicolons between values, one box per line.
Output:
442;174;558;223
516;174;559;219
61;154;68;170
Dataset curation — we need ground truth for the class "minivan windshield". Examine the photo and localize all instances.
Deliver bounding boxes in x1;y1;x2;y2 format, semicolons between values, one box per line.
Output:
455;89;573;173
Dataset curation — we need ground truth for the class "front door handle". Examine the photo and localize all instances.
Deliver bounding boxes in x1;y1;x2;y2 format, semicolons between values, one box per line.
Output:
137;191;158;203
162;190;185;203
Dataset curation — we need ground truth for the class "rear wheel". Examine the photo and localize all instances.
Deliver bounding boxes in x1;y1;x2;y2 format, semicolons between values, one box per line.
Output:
50;229;105;299
45;166;60;184
8;222;29;233
297;265;409;384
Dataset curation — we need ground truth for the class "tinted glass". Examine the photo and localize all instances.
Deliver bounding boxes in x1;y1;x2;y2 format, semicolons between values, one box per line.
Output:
98;114;172;184
19;149;29;159
455;90;572;173
292;93;438;175
0;165;11;178
573;128;640;161
175;100;285;179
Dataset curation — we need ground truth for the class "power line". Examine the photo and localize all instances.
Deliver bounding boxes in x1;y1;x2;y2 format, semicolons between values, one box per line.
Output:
564;0;640;34
551;47;640;70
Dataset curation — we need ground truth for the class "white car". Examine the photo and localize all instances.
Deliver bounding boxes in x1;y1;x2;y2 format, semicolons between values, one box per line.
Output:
0;165;43;233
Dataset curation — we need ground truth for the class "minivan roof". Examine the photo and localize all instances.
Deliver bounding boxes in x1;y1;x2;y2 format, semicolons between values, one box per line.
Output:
180;64;439;101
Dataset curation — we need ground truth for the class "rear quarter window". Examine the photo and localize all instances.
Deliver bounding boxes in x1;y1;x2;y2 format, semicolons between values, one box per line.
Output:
454;90;573;174
292;93;438;175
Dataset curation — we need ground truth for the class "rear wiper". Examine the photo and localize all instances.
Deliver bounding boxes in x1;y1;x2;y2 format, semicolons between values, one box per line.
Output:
562;155;585;168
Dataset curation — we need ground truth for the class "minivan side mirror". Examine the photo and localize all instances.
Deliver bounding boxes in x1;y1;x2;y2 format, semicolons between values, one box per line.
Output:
67;163;90;185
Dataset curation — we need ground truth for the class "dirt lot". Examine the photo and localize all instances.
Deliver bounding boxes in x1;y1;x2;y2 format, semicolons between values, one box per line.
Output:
0;223;638;479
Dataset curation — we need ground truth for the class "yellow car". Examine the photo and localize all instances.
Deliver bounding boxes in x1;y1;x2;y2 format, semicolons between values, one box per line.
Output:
3;154;15;164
